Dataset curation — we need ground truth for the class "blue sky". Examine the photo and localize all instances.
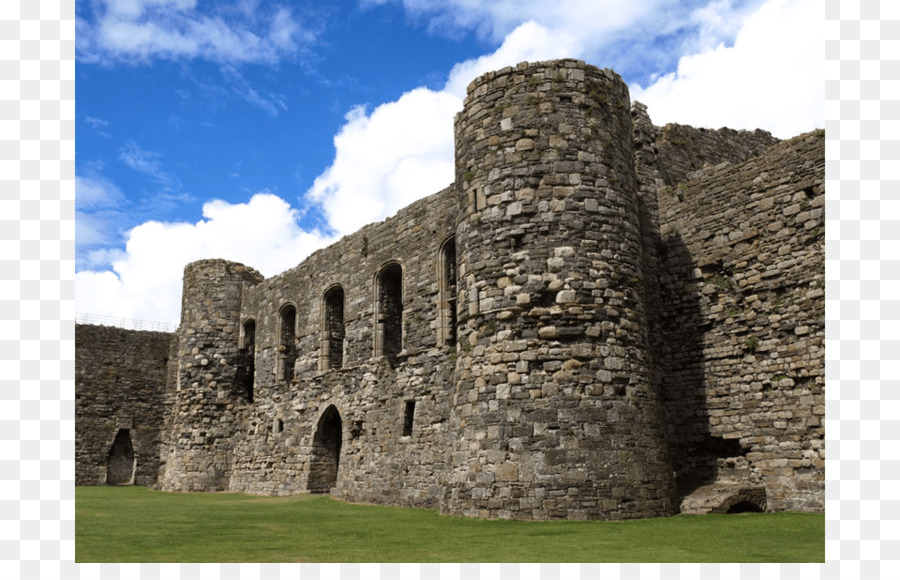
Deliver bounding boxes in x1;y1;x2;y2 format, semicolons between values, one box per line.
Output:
75;0;822;324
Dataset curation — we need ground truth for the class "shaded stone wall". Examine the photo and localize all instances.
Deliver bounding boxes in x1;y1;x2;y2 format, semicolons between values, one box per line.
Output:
652;130;825;511
75;324;172;486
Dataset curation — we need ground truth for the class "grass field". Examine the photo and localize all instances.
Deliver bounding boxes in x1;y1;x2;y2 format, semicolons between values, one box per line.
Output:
76;487;824;563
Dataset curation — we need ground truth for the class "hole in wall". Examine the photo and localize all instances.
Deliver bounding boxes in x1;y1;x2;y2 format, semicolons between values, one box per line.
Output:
106;429;134;486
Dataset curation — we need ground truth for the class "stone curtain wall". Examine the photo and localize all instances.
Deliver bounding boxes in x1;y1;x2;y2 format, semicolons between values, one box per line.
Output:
652;122;781;188
165;187;460;506
653;130;825;511
75;324;172;486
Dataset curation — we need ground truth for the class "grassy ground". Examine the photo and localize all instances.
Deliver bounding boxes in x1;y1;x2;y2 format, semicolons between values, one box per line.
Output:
76;486;824;563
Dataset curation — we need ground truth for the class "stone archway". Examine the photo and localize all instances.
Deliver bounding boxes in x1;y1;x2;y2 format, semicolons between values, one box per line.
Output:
106;429;135;485
308;405;342;493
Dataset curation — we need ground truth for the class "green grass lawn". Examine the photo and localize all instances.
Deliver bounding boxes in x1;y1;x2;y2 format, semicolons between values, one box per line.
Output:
76;486;824;563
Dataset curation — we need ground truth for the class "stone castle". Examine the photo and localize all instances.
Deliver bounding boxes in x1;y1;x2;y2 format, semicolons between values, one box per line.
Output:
75;59;824;520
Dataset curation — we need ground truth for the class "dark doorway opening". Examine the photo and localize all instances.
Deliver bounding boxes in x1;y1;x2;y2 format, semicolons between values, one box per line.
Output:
106;429;134;485
308;406;342;493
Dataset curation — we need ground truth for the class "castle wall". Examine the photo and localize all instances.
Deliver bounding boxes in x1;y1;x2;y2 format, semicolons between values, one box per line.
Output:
168;187;461;508
650;121;781;187
74;58;824;519
653;130;825;511
75;324;172;486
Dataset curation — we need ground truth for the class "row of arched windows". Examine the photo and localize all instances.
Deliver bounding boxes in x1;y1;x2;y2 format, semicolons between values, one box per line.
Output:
238;238;457;394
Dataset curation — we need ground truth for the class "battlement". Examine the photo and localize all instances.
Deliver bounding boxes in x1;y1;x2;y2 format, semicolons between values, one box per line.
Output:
75;60;824;520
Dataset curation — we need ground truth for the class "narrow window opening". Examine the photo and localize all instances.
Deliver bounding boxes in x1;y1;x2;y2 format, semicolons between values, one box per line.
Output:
376;263;403;365
322;286;345;370
241;319;256;402
279;305;297;382
402;400;415;437
440;239;458;347
277;419;284;433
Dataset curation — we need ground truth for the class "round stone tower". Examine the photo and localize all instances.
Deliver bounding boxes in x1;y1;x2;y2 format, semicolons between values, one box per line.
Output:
444;59;677;520
158;259;263;492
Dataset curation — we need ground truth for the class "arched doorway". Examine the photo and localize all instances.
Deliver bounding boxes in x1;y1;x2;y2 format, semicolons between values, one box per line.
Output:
106;429;134;485
308;405;342;493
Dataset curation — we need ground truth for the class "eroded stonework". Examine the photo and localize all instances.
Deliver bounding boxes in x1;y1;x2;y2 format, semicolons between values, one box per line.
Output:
75;59;824;520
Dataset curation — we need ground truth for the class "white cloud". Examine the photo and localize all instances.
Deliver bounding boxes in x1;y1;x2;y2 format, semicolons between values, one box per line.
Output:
630;0;823;138
76;193;335;324
77;0;313;65
443;21;584;98
306;87;462;235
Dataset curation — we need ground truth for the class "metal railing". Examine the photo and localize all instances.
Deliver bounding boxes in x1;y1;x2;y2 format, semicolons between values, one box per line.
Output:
75;313;178;333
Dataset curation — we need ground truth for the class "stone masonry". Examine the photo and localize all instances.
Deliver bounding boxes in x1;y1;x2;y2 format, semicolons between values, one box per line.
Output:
74;59;824;520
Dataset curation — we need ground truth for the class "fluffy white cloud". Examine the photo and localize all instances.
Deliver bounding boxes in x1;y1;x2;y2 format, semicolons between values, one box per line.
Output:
77;0;313;65
631;0;823;138
306;87;462;235
443;21;584;98
75;193;335;324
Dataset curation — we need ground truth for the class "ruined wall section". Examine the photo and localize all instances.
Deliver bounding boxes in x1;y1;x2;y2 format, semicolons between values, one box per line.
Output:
225;187;459;506
652;121;780;188
444;59;677;520
75;324;172;486
157;260;265;492
654;130;825;511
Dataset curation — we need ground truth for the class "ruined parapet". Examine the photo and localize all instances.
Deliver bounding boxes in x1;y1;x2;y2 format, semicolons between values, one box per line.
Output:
444;59;677;520
158;259;264;491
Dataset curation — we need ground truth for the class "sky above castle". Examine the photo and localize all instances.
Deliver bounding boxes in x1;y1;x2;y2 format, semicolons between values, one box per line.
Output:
75;0;822;325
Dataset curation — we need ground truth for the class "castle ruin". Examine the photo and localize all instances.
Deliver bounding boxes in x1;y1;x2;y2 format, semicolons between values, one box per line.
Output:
75;60;825;520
